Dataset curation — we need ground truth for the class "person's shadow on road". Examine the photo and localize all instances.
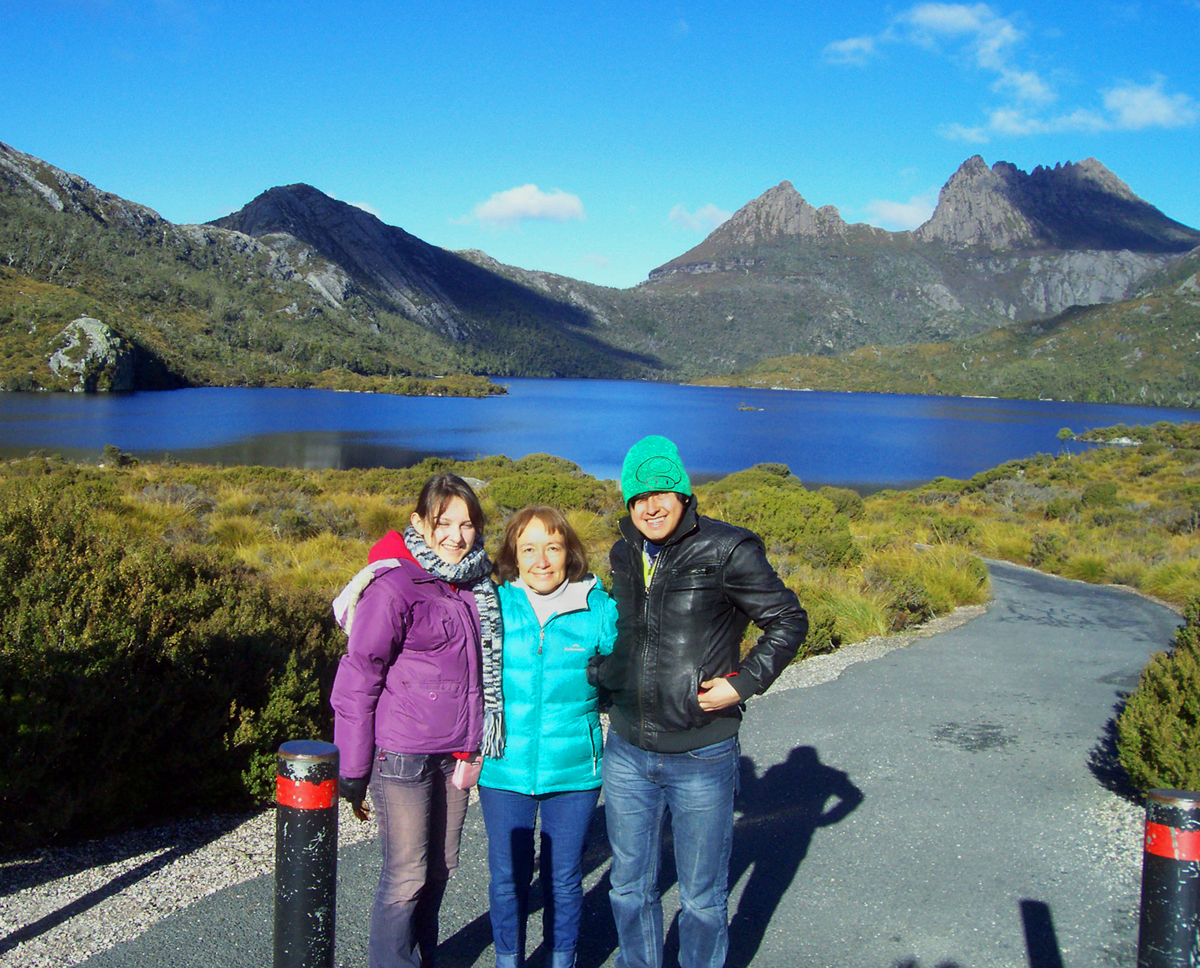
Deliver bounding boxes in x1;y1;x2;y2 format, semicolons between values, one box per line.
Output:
448;745;863;968
722;745;864;968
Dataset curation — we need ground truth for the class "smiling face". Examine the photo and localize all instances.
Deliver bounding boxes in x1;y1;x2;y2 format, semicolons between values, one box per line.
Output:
411;496;476;566
629;491;686;543
515;515;569;594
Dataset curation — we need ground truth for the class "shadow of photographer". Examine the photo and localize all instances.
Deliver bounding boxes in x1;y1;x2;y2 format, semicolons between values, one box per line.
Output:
723;745;863;968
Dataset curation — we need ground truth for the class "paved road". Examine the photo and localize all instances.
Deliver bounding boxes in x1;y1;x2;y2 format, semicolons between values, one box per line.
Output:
82;561;1182;967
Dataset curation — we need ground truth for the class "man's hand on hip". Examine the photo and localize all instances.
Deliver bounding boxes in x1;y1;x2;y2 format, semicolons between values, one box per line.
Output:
698;676;741;711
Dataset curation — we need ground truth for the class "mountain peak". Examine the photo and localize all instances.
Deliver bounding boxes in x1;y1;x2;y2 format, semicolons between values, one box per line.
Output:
212;183;382;239
916;157;1200;252
709;180;847;247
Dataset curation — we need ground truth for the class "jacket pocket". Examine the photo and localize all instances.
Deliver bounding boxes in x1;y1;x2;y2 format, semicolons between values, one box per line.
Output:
407;598;466;650
666;564;720;591
676;666;709;730
393;678;469;747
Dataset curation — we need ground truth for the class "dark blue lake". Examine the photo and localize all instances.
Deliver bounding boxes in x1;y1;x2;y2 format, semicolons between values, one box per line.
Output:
0;379;1193;491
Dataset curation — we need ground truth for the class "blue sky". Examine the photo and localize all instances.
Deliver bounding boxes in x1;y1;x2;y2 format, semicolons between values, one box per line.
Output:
3;1;1197;289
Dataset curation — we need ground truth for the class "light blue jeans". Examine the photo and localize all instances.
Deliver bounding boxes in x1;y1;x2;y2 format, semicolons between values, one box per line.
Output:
602;730;739;968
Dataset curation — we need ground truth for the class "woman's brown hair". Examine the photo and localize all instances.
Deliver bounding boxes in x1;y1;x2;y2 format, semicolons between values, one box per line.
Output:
495;505;589;585
414;473;485;534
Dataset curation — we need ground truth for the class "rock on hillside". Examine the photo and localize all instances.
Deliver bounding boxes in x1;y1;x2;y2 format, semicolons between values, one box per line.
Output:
47;317;135;391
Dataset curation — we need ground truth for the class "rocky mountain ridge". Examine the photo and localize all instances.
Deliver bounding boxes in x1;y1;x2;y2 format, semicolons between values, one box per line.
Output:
209;184;655;376
915;156;1200;251
700;241;1200;409
645;156;1197;349
2;139;1198;392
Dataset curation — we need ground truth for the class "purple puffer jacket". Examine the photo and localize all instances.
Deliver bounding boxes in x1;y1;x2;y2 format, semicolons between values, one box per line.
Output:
330;558;484;779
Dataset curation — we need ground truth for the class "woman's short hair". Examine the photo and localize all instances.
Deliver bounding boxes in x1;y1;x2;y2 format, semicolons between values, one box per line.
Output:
414;473;485;534
495;505;589;585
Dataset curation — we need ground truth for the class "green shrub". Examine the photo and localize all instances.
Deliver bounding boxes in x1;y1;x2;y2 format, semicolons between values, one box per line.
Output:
1117;599;1200;791
0;476;340;850
488;471;608;511
1029;531;1068;569
1063;554;1109;584
699;472;860;567
1045;497;1081;521
925;513;977;544
1081;481;1120;508
817;485;864;520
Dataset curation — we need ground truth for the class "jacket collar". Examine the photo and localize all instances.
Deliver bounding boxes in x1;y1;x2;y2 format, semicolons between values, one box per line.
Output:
510;575;598;619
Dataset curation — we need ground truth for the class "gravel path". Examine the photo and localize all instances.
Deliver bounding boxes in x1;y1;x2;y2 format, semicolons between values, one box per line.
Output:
0;563;1168;968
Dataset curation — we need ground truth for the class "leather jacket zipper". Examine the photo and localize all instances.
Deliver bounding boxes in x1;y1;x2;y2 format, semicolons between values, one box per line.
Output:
637;543;669;747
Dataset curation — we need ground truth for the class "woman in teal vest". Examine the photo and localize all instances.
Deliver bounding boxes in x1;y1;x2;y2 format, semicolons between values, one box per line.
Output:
480;505;617;968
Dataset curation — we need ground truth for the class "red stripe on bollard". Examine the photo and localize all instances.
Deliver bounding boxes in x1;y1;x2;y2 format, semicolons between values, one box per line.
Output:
275;740;339;968
276;775;337;810
1145;822;1200;863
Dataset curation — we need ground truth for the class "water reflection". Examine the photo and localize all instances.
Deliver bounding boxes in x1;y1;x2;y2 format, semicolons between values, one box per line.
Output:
0;380;1191;490
166;432;451;471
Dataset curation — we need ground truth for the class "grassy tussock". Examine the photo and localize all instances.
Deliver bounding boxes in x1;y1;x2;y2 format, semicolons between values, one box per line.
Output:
8;419;1200;844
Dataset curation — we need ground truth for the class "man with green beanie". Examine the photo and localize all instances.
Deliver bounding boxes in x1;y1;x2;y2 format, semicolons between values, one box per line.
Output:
596;434;808;968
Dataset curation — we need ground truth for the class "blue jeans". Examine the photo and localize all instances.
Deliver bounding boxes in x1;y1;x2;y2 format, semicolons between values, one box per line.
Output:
602;731;739;968
478;785;600;968
368;751;470;968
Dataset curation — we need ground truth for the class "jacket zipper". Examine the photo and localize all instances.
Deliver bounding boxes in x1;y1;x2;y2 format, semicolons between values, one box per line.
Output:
526;590;595;793
637;543;668;748
531;612;545;793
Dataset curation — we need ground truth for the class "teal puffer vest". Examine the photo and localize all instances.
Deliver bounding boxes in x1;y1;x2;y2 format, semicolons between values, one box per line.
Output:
480;578;617;795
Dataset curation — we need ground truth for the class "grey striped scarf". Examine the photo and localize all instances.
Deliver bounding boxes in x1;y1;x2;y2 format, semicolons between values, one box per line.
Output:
403;525;505;758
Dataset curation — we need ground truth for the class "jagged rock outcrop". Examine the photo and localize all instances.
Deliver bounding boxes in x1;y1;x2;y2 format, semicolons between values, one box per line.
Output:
916;156;1200;252
713;181;849;245
47;317;135;391
0;142;168;231
650;181;881;281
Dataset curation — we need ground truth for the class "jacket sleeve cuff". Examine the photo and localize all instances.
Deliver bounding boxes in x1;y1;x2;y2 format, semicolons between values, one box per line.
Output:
731;671;761;701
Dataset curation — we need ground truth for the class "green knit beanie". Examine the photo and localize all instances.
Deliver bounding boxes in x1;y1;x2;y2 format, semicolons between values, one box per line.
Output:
621;435;693;505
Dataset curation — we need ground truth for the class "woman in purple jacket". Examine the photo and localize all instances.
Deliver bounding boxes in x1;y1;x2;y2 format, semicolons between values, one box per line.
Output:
331;473;504;968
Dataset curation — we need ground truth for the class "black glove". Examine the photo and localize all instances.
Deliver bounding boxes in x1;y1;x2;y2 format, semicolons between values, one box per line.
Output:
586;654;606;687
587;655;613;711
340;775;369;820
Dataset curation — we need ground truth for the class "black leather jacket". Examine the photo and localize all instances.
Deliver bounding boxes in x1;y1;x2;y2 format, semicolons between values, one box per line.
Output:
600;499;808;753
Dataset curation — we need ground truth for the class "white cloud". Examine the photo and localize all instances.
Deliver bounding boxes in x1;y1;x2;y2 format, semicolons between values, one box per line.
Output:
668;203;731;233
469;184;585;227
992;67;1053;104
579;253;610;268
829;4;1198;141
830;4;1051;102
1104;77;1200;129
348;201;382;219
863;192;938;230
941;86;1192;142
823;35;876;65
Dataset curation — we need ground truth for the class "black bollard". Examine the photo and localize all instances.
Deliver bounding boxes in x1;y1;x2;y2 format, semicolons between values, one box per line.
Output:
275;740;340;968
1138;788;1200;968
